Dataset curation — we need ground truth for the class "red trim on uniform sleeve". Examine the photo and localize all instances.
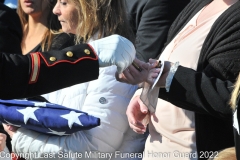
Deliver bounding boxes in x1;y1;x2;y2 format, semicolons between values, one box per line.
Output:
38;51;98;67
29;52;40;84
87;44;98;60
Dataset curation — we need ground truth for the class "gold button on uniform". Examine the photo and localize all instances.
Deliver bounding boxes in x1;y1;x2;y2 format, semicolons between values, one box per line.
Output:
50;57;56;61
66;51;73;57
84;49;90;55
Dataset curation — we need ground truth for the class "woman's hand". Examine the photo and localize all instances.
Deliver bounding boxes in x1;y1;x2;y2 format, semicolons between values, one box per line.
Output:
116;58;155;85
2;123;19;139
0;133;6;151
126;95;149;134
145;59;161;85
116;58;149;85
153;61;173;88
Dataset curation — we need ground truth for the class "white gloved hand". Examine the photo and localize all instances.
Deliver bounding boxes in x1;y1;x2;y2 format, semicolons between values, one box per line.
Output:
88;35;136;73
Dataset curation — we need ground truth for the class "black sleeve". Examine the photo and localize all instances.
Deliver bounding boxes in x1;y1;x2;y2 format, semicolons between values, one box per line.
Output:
159;66;234;118
0;44;99;99
126;0;190;62
158;2;240;118
50;33;76;50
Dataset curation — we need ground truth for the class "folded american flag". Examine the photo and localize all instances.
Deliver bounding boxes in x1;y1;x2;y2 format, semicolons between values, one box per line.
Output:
0;99;100;136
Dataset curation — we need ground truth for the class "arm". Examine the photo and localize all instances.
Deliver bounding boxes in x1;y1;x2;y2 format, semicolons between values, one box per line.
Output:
50;33;75;50
0;44;99;99
159;65;234;118
126;0;190;62
7;69;137;158
157;5;240;118
0;34;136;99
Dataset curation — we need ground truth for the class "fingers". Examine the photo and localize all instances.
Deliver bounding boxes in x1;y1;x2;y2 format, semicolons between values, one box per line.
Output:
0;133;6;151
116;68;140;85
122;68;136;83
115;71;132;84
126;96;148;134
132;61;142;72
129;121;147;134
127;60;150;82
116;57;161;85
139;101;148;114
128;112;147;134
149;58;160;68
128;65;143;76
146;67;161;85
141;62;150;70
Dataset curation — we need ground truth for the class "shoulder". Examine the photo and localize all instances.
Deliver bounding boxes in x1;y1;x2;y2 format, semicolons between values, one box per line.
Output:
0;3;18;20
216;1;240;25
50;33;75;50
52;33;75;43
0;3;21;27
0;3;12;14
0;3;22;53
207;2;240;51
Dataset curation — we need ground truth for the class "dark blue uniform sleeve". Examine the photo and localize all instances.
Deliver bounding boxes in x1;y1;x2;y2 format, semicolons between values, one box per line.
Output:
0;44;99;99
0;3;22;54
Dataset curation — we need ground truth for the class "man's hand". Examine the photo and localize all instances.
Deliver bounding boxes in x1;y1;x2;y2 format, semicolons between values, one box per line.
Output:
126;95;149;134
89;35;135;73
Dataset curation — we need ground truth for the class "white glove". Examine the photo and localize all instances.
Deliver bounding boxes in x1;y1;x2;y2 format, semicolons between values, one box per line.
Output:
88;35;136;73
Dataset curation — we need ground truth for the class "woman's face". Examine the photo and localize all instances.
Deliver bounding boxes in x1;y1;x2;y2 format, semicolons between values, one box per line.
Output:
53;0;78;34
20;0;50;16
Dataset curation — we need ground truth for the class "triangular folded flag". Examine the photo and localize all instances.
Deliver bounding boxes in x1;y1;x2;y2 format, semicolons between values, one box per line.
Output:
0;99;100;136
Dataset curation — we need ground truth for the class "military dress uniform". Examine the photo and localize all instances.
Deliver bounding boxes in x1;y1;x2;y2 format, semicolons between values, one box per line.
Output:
0;5;98;99
0;44;99;99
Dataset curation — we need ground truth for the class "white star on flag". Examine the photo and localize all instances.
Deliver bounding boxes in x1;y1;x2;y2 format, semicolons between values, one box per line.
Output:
61;111;84;129
233;109;240;135
4;119;21;127
47;128;69;136
17;107;39;124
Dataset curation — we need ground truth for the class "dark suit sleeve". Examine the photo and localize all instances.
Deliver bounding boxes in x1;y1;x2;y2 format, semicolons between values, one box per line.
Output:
159;66;234;118
0;44;99;99
158;2;240;118
129;0;190;62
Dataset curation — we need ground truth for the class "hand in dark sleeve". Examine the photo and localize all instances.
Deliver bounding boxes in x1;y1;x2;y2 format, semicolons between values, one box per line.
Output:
162;66;234;118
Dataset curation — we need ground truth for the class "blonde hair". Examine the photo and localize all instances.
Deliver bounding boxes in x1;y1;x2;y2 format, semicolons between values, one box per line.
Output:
214;147;236;160
230;73;240;110
17;0;61;51
71;0;134;44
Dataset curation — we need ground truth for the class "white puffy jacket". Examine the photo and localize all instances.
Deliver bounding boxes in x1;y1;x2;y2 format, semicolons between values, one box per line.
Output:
11;66;147;160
